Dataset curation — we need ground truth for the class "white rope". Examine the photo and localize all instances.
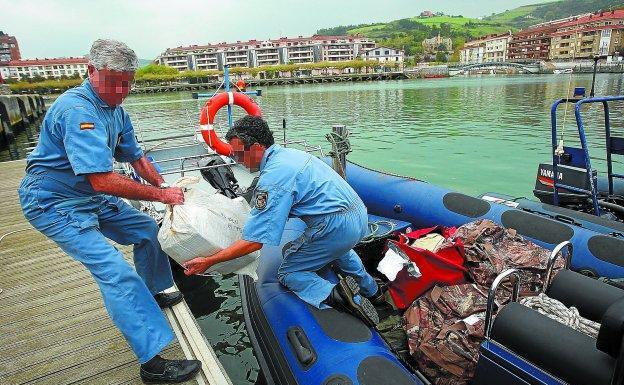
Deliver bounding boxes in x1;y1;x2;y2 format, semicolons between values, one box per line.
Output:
556;17;582;156
360;220;396;244
520;293;600;338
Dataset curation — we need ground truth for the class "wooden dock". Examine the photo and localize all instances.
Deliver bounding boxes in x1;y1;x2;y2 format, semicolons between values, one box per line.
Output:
0;160;232;385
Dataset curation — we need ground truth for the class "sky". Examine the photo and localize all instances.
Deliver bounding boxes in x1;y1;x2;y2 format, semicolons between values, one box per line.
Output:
1;0;550;60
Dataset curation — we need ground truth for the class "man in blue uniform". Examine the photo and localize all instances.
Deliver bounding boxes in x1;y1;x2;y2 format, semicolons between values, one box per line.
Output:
184;116;382;325
18;39;201;383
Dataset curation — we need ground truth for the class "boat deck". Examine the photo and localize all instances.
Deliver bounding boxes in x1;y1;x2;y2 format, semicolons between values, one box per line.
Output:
0;160;230;385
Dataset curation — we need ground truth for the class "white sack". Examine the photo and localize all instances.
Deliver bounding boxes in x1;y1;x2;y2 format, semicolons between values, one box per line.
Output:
158;178;259;280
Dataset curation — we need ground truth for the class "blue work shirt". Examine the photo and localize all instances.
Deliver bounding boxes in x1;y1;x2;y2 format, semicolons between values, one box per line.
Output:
242;144;363;246
26;79;143;195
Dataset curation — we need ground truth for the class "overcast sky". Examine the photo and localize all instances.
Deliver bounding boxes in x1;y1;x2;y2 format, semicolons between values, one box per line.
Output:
1;0;549;60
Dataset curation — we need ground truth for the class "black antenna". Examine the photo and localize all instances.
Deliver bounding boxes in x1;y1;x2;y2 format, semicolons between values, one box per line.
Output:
590;55;607;97
282;118;286;145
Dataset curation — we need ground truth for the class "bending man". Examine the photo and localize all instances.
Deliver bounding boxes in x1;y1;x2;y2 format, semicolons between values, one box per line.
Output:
18;39;201;383
184;116;382;326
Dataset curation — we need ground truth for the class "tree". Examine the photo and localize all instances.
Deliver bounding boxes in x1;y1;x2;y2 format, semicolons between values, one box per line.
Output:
136;64;178;77
435;52;448;63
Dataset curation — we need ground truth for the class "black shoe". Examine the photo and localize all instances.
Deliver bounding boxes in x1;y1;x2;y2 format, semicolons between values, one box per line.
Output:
154;292;184;309
368;287;387;307
326;276;380;327
140;358;201;384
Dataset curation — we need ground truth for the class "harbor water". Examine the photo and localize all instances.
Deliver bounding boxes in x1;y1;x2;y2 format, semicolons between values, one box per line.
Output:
6;73;624;384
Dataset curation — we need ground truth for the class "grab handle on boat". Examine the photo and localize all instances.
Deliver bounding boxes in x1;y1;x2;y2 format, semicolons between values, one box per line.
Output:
484;269;521;340
542;241;573;294
287;327;317;367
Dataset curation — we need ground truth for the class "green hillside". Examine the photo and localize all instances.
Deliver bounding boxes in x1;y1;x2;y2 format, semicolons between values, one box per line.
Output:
316;0;623;61
485;0;623;28
138;58;153;68
318;15;511;60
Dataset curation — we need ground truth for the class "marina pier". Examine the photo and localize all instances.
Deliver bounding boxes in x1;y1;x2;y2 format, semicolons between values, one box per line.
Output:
0;160;231;385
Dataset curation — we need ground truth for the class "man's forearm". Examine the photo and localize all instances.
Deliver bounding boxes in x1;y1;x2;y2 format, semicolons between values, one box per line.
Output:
87;172;164;201
211;240;263;264
131;156;165;187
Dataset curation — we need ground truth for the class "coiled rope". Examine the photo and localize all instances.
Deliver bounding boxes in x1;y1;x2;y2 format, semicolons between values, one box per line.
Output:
326;130;352;178
360;220;397;244
520;293;600;338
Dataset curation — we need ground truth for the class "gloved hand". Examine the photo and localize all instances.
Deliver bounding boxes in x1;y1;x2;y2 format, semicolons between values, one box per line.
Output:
159;187;185;205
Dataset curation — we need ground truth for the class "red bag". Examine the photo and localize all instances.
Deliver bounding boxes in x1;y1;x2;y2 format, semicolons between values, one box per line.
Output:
387;226;469;310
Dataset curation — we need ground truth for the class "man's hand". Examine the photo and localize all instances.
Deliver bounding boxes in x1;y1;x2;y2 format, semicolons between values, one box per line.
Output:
160;187;185;205
183;254;218;275
183;240;262;276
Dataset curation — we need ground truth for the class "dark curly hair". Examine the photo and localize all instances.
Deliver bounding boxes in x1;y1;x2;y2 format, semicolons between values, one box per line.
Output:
225;115;275;148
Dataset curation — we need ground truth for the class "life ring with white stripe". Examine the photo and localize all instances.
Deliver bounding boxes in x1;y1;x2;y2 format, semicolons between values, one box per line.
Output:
199;91;262;156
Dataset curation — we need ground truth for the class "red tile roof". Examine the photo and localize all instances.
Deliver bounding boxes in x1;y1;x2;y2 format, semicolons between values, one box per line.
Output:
557;9;624;28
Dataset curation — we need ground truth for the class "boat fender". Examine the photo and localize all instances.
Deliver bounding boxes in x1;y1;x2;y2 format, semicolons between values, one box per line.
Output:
198;91;262;156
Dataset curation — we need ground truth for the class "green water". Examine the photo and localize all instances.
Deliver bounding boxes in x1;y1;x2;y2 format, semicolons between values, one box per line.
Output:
124;74;624;199
7;74;624;384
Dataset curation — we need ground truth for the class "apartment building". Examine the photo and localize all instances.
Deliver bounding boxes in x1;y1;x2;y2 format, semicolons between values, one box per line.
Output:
460;40;485;64
156;35;376;70
361;47;404;62
507;24;560;61
253;41;280;66
0;31;21;64
506;15;593;61
460;32;513;64
194;49;220;71
159;51;192;71
550;10;624;60
484;32;513;62
3;57;88;81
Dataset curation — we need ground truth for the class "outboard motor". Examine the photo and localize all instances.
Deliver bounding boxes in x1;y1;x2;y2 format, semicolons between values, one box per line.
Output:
200;157;240;199
533;163;596;206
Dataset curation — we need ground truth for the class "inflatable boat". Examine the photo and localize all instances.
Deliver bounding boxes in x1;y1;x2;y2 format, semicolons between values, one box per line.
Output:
237;160;624;385
140;130;624;385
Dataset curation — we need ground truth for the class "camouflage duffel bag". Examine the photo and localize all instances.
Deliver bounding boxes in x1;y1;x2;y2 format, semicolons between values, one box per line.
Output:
450;219;564;296
404;283;492;385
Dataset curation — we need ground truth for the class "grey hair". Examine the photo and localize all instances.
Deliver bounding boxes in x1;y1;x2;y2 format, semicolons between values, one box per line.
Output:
88;39;139;72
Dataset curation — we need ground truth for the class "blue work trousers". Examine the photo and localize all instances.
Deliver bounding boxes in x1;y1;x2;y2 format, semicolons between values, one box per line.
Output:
278;202;378;309
18;173;175;363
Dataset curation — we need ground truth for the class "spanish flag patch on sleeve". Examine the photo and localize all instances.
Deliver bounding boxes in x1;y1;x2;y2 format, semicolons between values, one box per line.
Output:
79;122;95;130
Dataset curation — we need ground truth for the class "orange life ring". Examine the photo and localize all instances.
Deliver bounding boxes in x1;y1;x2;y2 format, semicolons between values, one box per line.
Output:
199;91;262;156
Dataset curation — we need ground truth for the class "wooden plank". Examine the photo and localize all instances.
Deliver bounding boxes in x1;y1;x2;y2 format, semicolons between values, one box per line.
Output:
0;161;216;385
165;287;232;385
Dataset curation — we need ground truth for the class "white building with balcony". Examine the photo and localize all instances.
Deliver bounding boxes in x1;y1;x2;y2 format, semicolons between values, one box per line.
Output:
3;57;88;81
460;40;485;64
156;35;377;70
361;47;405;62
484;32;513;62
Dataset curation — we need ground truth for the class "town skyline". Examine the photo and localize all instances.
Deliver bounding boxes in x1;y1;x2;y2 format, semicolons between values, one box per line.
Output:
0;0;551;60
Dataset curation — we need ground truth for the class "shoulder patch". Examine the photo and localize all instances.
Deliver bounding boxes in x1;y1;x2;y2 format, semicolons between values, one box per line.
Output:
80;122;95;130
254;190;268;210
